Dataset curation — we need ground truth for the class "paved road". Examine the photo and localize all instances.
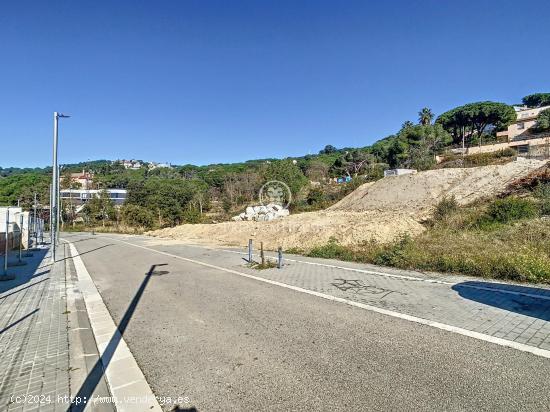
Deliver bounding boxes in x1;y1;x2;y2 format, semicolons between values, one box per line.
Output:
64;232;550;411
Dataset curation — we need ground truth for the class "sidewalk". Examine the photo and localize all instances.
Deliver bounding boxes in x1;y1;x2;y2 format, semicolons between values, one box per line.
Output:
0;245;70;411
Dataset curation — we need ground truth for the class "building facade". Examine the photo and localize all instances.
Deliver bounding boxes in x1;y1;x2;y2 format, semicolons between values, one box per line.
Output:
59;189;127;206
497;105;550;142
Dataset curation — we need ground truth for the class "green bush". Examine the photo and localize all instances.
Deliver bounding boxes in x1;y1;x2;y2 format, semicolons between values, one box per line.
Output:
432;196;458;222
120;204;155;229
540;200;550;216
534;183;550;200
485;197;538;224
308;237;356;261
373;235;413;267
182;207;201;223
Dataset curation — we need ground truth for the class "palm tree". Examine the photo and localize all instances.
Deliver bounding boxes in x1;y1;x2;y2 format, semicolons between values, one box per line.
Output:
418;107;434;125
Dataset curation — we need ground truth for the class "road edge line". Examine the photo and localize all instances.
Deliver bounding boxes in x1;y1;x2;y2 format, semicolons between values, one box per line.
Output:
67;241;162;412
108;236;550;360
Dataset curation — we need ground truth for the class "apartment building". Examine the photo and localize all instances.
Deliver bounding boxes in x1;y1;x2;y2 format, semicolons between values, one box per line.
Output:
497;105;550;142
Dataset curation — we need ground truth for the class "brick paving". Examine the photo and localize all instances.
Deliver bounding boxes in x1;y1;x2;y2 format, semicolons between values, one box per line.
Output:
0;245;71;412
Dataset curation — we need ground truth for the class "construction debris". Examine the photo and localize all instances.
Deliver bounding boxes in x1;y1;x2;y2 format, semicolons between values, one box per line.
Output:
231;203;290;222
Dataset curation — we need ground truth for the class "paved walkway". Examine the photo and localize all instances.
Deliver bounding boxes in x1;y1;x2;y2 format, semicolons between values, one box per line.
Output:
0;245;70;411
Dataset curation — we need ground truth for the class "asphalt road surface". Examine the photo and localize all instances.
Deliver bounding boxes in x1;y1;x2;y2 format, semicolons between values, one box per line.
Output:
63;232;550;411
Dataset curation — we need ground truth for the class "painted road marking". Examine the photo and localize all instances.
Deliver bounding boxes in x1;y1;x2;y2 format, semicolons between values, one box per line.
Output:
98;235;550;360
218;248;550;302
66;241;162;412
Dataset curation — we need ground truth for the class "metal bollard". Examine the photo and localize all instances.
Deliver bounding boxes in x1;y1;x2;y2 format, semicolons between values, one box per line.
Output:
18;215;23;263
9;215;26;267
1;207;15;280
260;242;265;266
248;239;253;263
2;208;9;275
277;247;283;269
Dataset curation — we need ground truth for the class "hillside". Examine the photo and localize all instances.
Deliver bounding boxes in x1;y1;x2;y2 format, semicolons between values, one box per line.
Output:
149;158;545;249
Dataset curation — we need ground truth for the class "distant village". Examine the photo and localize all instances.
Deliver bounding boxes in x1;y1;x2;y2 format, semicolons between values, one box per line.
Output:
115;159;173;170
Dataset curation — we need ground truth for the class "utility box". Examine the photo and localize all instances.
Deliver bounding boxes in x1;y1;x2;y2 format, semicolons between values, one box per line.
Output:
0;208;37;249
384;169;417;177
0;207;22;232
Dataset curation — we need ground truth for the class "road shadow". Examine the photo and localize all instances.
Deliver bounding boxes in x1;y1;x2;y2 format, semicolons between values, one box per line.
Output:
38;244;114;270
452;281;550;321
61;237;96;244
0;248;49;296
72;263;168;412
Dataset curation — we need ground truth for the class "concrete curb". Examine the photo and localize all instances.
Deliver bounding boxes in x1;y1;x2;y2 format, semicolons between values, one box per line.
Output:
67;241;162;412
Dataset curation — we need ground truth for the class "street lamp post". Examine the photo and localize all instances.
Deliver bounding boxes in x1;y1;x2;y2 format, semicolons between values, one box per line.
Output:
51;112;70;262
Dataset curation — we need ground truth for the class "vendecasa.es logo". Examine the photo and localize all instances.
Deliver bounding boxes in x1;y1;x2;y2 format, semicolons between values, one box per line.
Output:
258;180;292;209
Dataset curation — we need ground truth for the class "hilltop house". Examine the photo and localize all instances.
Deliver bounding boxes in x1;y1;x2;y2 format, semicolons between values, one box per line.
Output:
458;105;550;157
497;105;550;142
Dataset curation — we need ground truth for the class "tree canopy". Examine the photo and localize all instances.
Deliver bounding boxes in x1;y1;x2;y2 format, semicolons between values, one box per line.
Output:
418;107;434;125
536;108;550;132
522;93;550;108
436;101;516;147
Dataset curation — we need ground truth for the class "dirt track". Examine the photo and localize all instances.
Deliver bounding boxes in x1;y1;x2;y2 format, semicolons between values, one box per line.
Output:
150;158;545;249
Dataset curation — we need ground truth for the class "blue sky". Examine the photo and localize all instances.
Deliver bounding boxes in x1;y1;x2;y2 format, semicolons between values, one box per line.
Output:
1;0;549;168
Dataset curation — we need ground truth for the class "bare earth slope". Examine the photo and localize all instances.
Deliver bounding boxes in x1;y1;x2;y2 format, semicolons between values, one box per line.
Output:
329;158;544;218
150;158;545;249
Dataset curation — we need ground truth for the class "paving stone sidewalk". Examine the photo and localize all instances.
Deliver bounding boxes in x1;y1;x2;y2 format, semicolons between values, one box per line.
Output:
0;245;71;411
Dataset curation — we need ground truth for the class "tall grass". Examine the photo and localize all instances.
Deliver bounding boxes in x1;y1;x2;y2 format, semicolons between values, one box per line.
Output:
297;195;550;283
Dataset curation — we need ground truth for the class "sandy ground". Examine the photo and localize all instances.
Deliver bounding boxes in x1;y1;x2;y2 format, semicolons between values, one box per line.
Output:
329;158;545;218
149;158;545;249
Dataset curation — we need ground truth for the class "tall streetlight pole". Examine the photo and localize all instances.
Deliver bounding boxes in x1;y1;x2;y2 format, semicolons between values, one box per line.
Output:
51;112;70;262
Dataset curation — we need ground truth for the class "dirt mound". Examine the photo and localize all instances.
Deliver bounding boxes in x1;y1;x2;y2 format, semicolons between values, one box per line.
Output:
150;210;424;250
329;158;544;219
149;158;546;249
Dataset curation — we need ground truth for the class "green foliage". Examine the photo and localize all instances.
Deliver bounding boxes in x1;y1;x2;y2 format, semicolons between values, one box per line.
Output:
126;178;208;226
485;197;538;224
0;173;50;207
120;204;155;228
308;238;356;261
438;148;516;168
373;235;413;267
522;93;550;108
182;207;202;223
432;196;459;222
379;124;452;169
319;145;338;155
300;206;550;283
82;190;117;225
262;160;308;196
436;101;516;146
533;182;550;200
418;107;434;125
535;108;550;132
332;150;374;177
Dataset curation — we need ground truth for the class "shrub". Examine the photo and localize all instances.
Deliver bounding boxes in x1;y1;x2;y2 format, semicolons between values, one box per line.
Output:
120;204;155;229
306;187;327;206
373;235;413;267
308;237;355;261
432;196;458;222
534;183;550;200
485;197;538;224
182;207;201;223
540;200;550;216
